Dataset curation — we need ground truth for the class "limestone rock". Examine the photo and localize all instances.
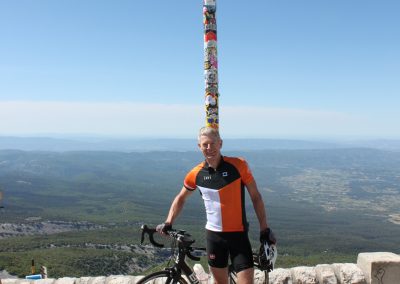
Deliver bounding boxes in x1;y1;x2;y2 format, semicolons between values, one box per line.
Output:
333;263;366;284
315;264;338;284
54;277;76;284
35;279;56;284
291;266;317;284
88;276;106;284
269;268;292;284
105;276;135;284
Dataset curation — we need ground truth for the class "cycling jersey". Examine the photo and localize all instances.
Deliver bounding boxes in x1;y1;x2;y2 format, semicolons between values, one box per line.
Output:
183;156;254;232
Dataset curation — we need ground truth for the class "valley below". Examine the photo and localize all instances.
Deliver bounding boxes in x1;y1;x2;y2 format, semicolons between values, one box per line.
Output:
1;147;400;278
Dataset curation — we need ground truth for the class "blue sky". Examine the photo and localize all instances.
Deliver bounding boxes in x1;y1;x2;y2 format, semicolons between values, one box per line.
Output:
0;0;399;139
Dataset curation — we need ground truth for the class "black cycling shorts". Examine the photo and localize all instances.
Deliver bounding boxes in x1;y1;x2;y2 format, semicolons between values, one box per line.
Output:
206;229;254;272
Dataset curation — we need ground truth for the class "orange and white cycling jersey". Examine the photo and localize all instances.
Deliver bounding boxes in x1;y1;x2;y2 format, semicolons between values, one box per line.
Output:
184;156;254;232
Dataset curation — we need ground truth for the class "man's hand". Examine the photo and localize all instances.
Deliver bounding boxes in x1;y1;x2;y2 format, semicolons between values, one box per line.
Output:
260;228;276;245
156;222;172;235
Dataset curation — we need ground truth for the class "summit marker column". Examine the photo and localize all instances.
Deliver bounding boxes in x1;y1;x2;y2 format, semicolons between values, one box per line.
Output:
203;0;219;129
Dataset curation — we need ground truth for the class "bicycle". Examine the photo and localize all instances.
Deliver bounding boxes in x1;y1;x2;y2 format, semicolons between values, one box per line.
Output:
137;224;273;284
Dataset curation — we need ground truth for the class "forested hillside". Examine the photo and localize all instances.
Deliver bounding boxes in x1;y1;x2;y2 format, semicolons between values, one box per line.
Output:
1;148;399;277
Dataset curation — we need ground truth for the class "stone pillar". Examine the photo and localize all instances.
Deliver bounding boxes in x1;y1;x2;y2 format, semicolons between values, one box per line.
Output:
357;252;400;284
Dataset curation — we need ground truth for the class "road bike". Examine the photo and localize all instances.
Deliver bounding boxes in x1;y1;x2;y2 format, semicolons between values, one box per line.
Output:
137;224;272;284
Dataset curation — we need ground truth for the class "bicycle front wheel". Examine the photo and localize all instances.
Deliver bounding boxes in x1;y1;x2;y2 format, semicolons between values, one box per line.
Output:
137;270;188;284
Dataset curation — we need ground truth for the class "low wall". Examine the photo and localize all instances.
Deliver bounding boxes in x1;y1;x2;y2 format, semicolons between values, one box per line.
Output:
1;252;399;284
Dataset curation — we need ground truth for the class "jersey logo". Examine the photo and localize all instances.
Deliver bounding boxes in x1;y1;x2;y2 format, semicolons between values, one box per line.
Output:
204;176;212;180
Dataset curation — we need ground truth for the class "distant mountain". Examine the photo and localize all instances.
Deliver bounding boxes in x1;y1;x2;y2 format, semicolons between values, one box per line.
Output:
3;136;398;152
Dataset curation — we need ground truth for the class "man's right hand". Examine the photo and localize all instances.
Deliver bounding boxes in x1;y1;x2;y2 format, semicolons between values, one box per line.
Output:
156;222;172;234
260;228;276;245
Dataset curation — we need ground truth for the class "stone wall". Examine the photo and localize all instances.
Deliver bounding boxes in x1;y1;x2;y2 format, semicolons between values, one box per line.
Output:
1;252;399;284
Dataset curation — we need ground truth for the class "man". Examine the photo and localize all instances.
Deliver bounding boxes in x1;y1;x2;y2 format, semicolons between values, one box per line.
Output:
157;127;276;284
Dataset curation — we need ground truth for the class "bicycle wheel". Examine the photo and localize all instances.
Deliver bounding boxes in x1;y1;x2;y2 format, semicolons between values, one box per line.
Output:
137;270;188;284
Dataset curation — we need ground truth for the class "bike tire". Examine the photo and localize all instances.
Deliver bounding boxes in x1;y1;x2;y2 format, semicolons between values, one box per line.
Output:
137;270;188;284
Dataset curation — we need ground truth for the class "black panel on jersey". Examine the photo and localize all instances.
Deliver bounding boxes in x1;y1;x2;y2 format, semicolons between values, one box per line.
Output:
195;158;241;190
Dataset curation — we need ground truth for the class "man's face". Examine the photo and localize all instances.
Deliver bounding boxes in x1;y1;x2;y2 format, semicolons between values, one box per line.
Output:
198;134;222;160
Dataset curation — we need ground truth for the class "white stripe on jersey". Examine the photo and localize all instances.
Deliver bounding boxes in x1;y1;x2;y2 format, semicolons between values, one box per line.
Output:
197;186;223;231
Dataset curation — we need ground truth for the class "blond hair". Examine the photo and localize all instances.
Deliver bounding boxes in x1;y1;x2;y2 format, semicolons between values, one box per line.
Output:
198;126;221;142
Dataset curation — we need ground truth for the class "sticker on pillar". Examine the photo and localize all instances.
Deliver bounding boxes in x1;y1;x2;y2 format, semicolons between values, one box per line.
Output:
205;40;217;48
206;85;218;95
209;54;218;69
204;31;217;42
207;114;218;123
204;5;216;14
206;106;218;116
204;61;211;70
205;94;217;106
206;115;219;129
205;69;218;84
204;47;217;61
203;9;216;24
204;23;217;32
204;0;216;6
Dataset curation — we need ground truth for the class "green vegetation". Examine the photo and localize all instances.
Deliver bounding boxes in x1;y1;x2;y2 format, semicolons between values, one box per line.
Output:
0;148;399;277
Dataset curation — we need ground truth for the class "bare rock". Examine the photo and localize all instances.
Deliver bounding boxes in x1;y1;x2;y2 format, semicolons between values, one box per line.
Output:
315;264;338;284
291;266;317;284
269;268;292;284
332;263;366;284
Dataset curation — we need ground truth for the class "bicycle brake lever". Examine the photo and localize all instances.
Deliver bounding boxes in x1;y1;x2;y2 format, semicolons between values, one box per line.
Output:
141;224;164;248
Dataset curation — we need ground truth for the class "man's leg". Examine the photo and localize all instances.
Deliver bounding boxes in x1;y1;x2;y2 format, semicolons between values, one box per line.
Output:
236;267;254;284
209;266;229;284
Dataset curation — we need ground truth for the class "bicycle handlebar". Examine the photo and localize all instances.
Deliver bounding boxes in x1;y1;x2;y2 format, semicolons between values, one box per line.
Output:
140;225;164;247
140;224;206;261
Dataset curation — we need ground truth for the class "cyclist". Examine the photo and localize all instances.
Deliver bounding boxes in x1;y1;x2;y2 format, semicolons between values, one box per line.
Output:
157;126;276;284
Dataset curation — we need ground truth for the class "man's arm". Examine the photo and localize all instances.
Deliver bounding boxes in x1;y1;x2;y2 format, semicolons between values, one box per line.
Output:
165;186;194;225
246;179;269;231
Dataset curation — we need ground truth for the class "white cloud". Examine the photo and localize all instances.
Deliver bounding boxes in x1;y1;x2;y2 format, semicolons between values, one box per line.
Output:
0;101;396;138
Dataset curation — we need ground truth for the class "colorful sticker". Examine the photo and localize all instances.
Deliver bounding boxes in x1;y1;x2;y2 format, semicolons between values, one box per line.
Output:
205;69;218;84
204;23;217;32
204;31;217;42
206;85;218;95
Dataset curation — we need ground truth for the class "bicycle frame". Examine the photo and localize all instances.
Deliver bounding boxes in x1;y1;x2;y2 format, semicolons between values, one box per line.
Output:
174;243;201;284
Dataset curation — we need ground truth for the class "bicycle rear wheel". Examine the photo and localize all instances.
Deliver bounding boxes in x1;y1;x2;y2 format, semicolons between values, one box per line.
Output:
137;270;188;284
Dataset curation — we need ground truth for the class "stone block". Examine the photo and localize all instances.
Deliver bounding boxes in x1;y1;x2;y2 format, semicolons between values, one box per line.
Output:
315;264;338;284
291;266;317;284
357;252;400;284
0;280;20;284
88;277;106;284
54;277;76;284
75;277;91;284
333;263;366;284
34;279;56;284
105;276;134;284
269;268;292;284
